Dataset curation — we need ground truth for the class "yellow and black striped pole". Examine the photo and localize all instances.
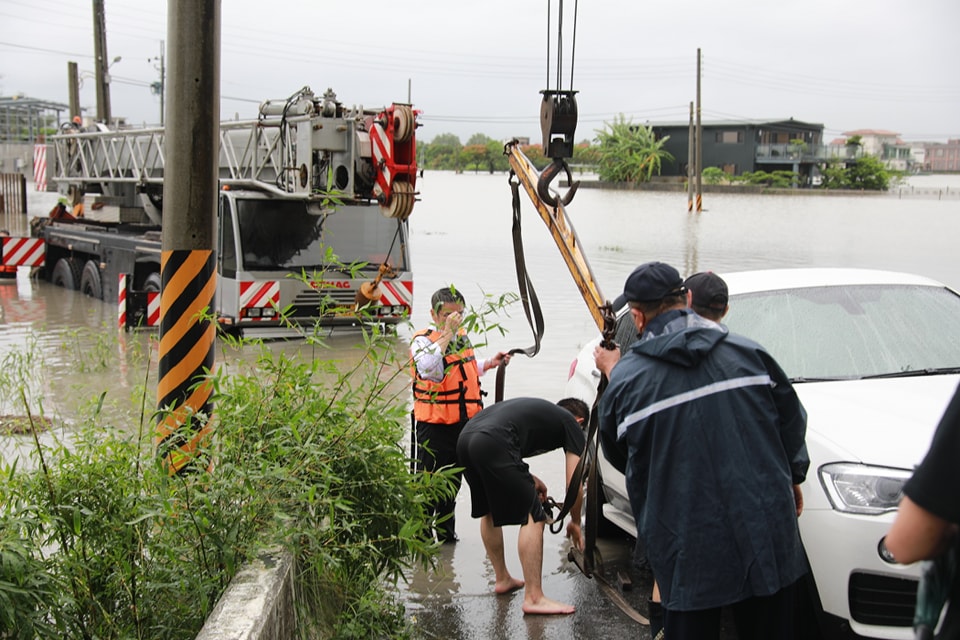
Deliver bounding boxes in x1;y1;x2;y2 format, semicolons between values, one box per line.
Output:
155;251;217;473
154;0;221;474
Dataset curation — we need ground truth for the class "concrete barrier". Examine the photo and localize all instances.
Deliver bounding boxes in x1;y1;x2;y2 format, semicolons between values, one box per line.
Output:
195;548;297;640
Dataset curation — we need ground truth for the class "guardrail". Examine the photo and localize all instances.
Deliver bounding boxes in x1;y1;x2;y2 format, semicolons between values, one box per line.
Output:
756;144;863;163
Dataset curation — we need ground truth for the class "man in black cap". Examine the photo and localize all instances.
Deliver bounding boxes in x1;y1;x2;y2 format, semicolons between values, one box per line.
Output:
684;270;729;322
594;261;809;640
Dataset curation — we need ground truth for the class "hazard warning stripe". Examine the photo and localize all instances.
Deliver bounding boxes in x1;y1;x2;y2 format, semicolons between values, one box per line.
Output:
34;144;47;191
370;123;393;195
146;291;160;326
1;237;45;267
118;273;127;329
155;249;217;475
239;281;280;320
379;279;413;307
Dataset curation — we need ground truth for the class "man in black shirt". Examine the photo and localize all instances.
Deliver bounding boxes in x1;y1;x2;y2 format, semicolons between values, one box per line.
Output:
886;384;960;639
457;397;587;615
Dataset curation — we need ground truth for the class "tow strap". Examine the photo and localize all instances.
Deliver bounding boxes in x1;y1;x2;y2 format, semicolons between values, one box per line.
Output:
494;177;546;403
495;176;648;626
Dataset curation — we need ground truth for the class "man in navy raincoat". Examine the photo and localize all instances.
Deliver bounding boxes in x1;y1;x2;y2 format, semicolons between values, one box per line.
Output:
595;261;809;640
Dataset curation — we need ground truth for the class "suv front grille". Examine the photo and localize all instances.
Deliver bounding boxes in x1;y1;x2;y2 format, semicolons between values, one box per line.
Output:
848;571;917;627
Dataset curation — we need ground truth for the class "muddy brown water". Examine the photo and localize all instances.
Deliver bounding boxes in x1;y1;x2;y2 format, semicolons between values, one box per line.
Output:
3;173;959;638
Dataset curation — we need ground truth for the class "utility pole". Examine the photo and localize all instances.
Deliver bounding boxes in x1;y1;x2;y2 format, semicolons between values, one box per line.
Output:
687;101;694;212
92;0;111;124
67;62;81;121
155;0;221;474
695;48;703;212
150;41;166;125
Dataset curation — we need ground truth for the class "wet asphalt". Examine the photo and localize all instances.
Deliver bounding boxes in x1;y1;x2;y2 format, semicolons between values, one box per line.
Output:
398;474;739;640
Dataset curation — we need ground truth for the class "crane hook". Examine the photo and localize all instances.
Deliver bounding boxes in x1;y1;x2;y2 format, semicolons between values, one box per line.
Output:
538;89;580;208
537;158;580;208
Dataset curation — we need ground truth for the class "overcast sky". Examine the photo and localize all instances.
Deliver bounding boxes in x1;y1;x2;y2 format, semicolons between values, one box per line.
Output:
2;0;958;144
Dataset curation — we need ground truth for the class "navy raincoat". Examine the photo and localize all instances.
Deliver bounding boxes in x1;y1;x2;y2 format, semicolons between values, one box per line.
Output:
599;309;810;611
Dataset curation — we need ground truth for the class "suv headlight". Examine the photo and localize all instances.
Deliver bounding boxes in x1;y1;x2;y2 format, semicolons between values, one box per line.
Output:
819;463;912;515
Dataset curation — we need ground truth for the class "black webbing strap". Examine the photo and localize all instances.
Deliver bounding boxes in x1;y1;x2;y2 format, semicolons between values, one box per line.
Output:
495;176;546;402
581;375;608;575
543;374;605;544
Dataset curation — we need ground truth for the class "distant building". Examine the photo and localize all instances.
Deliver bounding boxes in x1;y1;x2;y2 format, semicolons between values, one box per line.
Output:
649;118;831;186
839;129;911;172
923;139;960;172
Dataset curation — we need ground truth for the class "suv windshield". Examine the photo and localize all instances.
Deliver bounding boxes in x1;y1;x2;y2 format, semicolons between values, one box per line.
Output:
234;198;406;272
725;285;960;381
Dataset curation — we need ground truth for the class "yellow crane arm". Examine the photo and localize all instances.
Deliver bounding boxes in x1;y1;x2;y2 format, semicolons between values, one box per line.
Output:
505;141;616;342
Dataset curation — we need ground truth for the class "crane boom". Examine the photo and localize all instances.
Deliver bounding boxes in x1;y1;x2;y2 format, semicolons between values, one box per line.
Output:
505;140;615;342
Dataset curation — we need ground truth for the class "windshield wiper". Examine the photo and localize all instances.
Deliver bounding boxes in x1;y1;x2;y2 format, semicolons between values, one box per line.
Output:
858;367;960;380
790;376;851;383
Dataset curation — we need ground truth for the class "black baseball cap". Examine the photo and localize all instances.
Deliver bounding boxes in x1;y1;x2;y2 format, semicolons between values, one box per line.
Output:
612;261;685;310
684;271;728;311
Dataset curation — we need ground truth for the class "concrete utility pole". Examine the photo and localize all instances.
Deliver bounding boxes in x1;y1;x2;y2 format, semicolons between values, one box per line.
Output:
92;0;111;124
687;101;694;212
150;41;166;125
695;48;703;212
67;62;80;120
154;0;221;474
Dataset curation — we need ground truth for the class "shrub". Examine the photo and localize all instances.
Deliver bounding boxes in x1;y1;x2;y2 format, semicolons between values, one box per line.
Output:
0;318;460;639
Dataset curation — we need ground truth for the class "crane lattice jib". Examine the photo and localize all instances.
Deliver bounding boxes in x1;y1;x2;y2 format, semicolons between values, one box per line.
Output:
48;99;403;203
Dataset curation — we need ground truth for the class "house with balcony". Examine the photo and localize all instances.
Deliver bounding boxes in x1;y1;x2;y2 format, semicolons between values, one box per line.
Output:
649;118;846;186
840;129;916;171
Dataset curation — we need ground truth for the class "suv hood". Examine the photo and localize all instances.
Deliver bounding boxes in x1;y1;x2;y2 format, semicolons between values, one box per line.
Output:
797;374;960;468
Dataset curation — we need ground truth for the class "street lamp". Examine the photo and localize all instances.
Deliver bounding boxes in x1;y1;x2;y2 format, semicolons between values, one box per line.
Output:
104;55;122;83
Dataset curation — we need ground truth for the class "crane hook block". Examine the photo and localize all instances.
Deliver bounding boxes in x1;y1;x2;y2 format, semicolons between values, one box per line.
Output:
540;90;578;160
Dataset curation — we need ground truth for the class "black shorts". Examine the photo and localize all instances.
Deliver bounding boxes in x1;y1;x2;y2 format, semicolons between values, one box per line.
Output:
457;429;547;527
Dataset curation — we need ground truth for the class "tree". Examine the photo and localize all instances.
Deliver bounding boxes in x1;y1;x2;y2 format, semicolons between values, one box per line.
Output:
461;144;488;173
819;161;849;189
466;133;493;147
818;156;891;191
846;155;891;190
420;133;462;171
593;115;674;183
484;139;510;173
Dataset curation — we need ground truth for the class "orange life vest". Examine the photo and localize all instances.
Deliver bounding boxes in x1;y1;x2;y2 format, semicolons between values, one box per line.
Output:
411;328;484;424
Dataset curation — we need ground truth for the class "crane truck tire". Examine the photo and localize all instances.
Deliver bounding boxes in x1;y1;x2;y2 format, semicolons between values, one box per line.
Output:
51;258;81;290
143;272;162;292
80;260;103;299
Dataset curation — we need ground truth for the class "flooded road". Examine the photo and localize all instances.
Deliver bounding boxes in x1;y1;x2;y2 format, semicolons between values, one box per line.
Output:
3;172;960;638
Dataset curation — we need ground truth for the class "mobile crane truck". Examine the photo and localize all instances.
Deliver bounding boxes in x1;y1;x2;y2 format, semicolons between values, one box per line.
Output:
31;86;419;336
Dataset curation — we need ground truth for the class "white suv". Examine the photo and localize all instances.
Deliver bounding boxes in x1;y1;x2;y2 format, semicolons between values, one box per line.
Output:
565;268;960;640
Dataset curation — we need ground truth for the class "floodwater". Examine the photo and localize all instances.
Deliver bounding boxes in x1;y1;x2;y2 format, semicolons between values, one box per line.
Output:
2;172;960;638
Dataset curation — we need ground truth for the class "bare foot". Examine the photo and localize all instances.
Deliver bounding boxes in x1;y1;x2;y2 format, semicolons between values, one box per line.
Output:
522;595;575;615
494;577;524;594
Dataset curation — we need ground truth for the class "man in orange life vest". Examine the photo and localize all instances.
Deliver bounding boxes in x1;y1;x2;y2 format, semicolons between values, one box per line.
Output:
411;286;512;543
